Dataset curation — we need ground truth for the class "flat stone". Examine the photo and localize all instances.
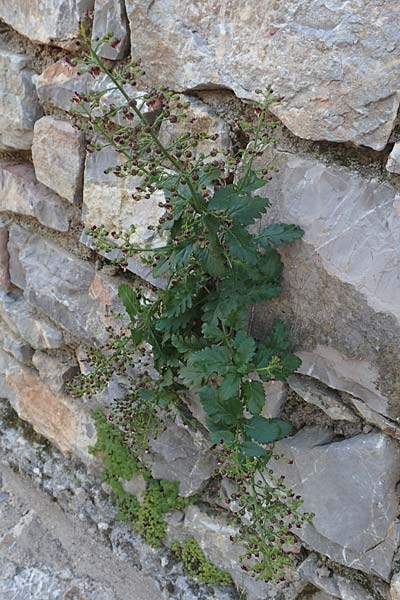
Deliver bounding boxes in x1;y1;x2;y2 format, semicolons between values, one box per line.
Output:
0;220;10;290
7;224;31;290
149;414;216;497
261;380;288;418
391;572;400;600
387;143;400;175
159;95;231;159
0;349;95;460
10;229;125;345
299;556;375;600
32;351;79;394
0;50;43;150
351;397;400;441
32;117;86;204
272;428;400;581
287;374;358;422
1;326;34;365
126;0;400;150
254;148;400;420
92;0;130;60
0;290;64;350
0;0;94;47
0;161;75;232
37;61;157;127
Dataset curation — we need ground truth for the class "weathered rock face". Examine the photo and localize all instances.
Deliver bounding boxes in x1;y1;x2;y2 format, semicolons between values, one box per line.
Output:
92;0;130;60
0;219;10;291
254;148;400;420
273;428;400;581
0;290;64;350
8;228;125;345
126;0;400;149
0;50;43;150
148;415;216;497
32;117;86;204
0;162;75;231
387;143;400;175
0;0;94;46
0;348;95;459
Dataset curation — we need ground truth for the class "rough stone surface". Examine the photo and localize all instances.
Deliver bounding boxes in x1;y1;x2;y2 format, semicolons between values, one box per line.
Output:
0;161;75;232
299;556;376;600
32;116;86;204
92;0;130;60
287;375;358;422
149;414;216;497
0;349;95;460
126;0;400;149
32;350;79;394
1;326;34;366
391;572;400;600
0;220;10;290
0;0;95;46
273;428;400;581
254;148;400;419
351;397;400;441
261;380;288;419
0;464;161;600
387;143;400;175
7;224;32;290
0;290;64;350
0;50;43;150
0;400;238;600
10;229;125;344
159;95;231;158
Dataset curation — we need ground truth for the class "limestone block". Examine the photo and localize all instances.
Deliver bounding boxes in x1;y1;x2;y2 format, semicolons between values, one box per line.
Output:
148;414;216;497
0;162;75;232
159;95;231;159
92;0;130;60
9;229;125;345
387;143;400;175
2;328;34;366
0;50;43;150
287;375;358;422
299;556;375;600
253;148;400;419
272;428;400;581
0;220;10;290
32;351;79;394
36;61;157;128
32;117;85;204
7;224;31;290
391;573;400;600
125;0;400;150
0;290;64;350
0;0;94;47
0;348;95;461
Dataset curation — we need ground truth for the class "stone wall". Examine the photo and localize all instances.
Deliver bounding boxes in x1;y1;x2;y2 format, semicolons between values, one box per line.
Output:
0;3;399;600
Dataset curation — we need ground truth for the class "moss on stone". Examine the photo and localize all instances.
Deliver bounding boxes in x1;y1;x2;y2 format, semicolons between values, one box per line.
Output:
171;538;232;586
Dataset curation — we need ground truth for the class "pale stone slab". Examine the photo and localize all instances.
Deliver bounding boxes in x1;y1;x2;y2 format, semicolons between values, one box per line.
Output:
0;348;95;460
32;117;85;204
0;290;64;350
9;229;125;345
0;161;74;232
0;220;10;291
0;0;94;46
32;350;79;394
387;143;400;175
125;0;400;149
92;0;130;60
273;428;400;581
0;50;42;150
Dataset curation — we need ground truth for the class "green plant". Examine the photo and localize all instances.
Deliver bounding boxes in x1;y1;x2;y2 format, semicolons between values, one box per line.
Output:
91;411;189;546
171;538;232;586
71;23;308;581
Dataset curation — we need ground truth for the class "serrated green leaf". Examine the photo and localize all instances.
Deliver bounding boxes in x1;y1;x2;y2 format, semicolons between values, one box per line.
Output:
225;226;257;264
258;223;304;247
233;331;256;369
199;386;242;428
179;345;232;386
240;441;269;457
201;322;224;343
210;429;235;446
118;284;139;322
243;380;265;415
244;415;292;443
220;373;241;400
